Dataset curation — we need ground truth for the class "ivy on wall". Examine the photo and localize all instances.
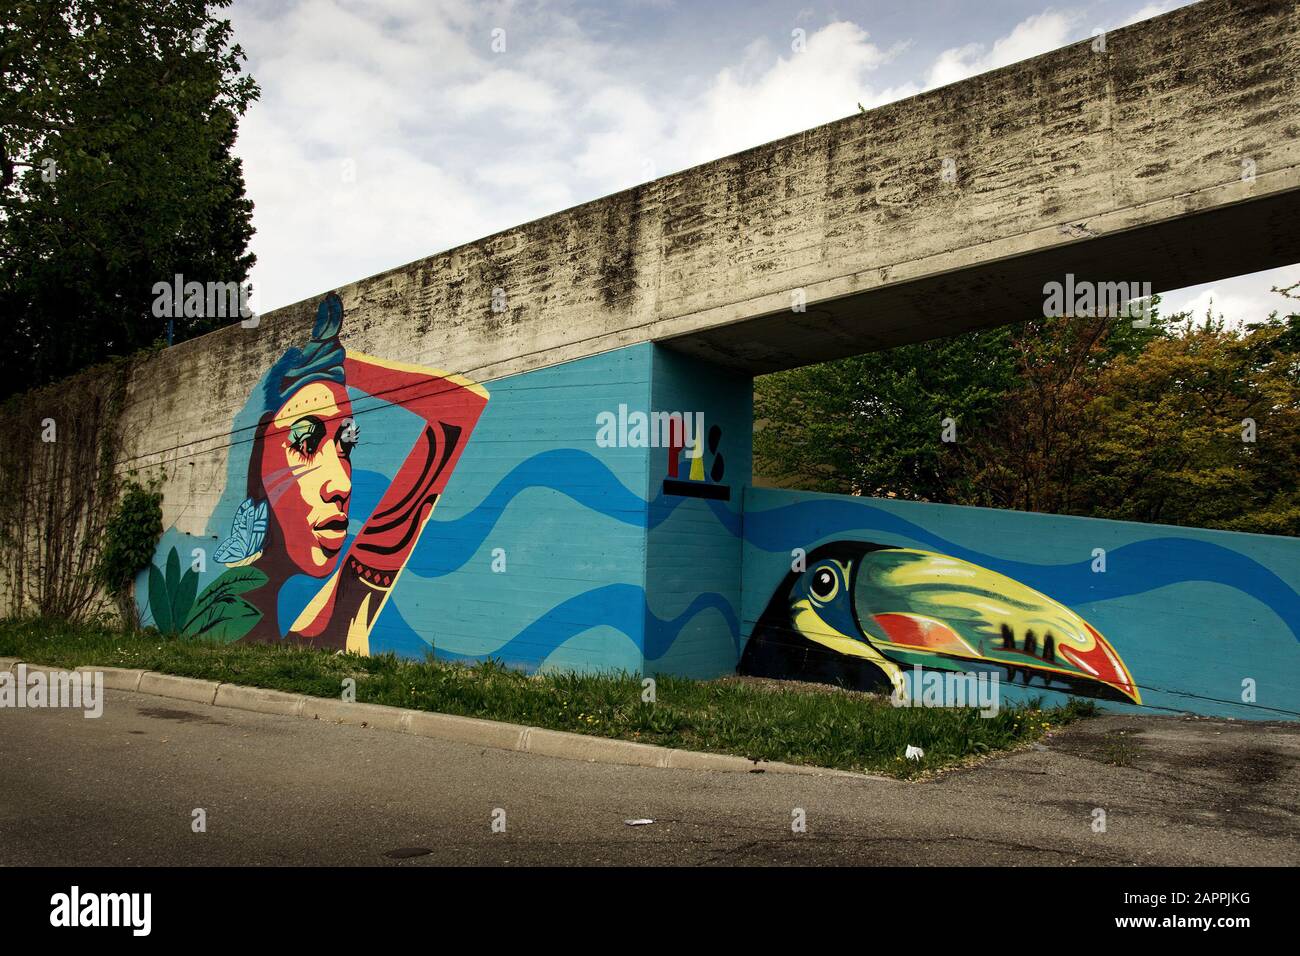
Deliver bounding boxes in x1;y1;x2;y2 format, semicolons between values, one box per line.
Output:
96;476;164;626
0;355;157;623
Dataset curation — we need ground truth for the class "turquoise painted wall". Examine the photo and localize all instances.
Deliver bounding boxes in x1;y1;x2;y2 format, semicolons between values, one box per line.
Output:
644;348;752;679
132;297;1300;721
138;339;659;675
740;487;1300;719
377;345;653;673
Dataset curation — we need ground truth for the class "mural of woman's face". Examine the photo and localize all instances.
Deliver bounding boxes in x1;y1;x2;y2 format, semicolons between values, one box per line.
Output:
261;381;357;576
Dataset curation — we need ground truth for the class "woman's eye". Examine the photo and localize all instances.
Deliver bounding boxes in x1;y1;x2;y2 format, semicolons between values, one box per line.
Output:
288;418;326;457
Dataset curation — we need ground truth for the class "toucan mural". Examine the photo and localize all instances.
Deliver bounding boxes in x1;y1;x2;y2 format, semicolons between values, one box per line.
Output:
738;541;1141;704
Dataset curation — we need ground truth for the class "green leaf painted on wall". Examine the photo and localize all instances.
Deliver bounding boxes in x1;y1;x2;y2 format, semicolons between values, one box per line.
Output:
181;567;268;643
146;546;200;634
164;547;180;601
173;566;199;631
148;563;173;633
184;596;262;643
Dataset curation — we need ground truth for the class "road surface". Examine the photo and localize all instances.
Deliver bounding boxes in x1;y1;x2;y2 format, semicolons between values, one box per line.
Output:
1;688;1296;865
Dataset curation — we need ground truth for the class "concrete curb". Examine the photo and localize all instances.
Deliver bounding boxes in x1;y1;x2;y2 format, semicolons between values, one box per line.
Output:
304;698;411;733
215;683;306;718
10;660;877;780
137;672;220;705
78;666;145;692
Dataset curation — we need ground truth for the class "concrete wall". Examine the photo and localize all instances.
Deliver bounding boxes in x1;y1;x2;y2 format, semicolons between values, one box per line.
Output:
130;293;1300;722
134;331;761;678
137;329;660;673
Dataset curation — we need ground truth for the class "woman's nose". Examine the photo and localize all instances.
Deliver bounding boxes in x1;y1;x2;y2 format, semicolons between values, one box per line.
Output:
319;441;352;505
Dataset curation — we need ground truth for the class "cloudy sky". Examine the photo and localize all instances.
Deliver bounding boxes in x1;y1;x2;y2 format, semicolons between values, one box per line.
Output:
228;0;1299;324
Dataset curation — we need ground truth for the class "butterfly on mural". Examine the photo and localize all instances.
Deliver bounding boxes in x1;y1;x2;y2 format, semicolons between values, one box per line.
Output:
213;497;269;565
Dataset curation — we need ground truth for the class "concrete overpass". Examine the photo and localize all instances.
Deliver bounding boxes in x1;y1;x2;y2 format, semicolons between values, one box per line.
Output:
215;0;1300;393
126;0;1300;453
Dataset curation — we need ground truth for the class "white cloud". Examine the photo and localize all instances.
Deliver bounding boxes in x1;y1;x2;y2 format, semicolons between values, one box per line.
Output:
233;8;919;309
925;11;1077;89
1120;2;1183;27
671;22;902;166
1159;266;1300;328
230;1;1236;316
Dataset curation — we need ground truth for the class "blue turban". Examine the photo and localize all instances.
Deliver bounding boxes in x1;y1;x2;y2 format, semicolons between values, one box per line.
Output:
261;292;346;415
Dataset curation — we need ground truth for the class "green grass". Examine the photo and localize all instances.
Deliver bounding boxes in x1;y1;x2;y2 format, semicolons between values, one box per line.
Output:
1098;735;1140;767
0;617;1097;779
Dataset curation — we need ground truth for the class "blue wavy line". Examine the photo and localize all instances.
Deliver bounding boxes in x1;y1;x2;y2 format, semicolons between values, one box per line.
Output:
644;591;741;660
743;499;1300;641
381;583;739;664
407;449;648;577
397;449;1298;644
407;448;741;577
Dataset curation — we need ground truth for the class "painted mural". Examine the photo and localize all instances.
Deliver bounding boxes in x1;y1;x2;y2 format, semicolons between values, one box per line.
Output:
142;294;488;653
739;488;1300;719
136;330;1300;720
737;541;1140;703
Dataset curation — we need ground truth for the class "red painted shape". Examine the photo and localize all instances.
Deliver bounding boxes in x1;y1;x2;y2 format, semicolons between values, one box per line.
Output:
1058;623;1140;702
872;613;971;655
667;416;683;478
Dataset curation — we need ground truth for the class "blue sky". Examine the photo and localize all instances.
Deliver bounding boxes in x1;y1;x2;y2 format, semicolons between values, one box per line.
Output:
229;0;1298;324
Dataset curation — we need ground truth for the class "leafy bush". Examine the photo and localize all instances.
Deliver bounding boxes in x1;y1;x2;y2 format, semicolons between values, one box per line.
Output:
95;477;164;625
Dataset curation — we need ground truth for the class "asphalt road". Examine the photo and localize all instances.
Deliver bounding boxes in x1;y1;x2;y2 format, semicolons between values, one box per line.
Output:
1;688;1296;866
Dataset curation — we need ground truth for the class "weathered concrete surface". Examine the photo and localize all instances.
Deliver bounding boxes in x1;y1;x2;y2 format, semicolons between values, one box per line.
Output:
0;691;1295;865
110;0;1299;533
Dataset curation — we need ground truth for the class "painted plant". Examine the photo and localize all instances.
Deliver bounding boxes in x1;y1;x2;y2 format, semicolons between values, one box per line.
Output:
739;541;1141;704
145;293;488;653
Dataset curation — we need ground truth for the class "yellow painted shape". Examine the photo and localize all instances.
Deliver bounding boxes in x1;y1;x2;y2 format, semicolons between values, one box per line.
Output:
346;591;372;656
880;548;1099;652
791;599;905;697
689;433;705;481
290;571;339;634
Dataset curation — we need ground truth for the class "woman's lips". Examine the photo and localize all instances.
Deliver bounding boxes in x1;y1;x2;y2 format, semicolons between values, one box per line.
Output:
313;515;350;541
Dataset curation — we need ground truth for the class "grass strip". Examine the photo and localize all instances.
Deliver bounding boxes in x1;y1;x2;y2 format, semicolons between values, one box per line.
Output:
0;617;1096;778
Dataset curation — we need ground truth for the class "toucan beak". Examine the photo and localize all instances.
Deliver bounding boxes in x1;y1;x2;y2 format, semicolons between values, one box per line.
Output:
854;547;1144;705
1058;623;1141;704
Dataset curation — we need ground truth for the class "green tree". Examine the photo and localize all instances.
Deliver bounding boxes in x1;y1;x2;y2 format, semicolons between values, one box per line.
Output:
0;0;259;398
754;325;1020;500
754;307;1167;503
1074;314;1300;534
958;305;1168;514
756;296;1299;536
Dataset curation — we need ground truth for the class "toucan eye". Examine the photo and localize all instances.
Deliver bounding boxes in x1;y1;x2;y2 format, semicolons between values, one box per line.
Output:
810;566;839;601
